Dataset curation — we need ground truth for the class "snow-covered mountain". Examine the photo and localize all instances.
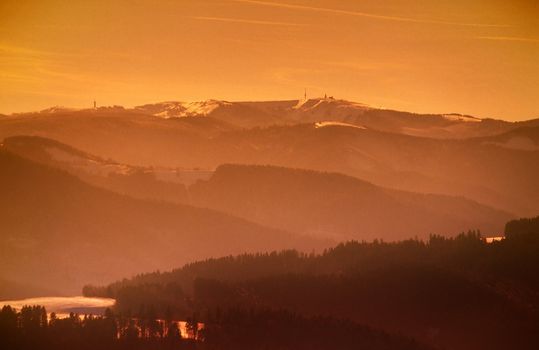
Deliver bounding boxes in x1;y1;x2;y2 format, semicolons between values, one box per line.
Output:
133;97;536;139
13;97;537;140
2;97;538;218
134;98;372;128
135;100;232;118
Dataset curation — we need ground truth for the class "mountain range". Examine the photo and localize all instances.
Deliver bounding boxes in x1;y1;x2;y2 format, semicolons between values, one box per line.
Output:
1;98;538;297
3;136;512;241
2;99;537;216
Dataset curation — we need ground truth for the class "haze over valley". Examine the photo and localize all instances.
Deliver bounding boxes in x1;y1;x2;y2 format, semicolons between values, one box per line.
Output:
1;97;537;297
1;1;538;349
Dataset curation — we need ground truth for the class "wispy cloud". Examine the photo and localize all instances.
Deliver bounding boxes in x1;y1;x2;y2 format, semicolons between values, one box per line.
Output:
0;43;143;61
192;16;304;27
0;44;57;57
476;36;539;44
234;0;509;28
320;60;408;72
0;43;139;94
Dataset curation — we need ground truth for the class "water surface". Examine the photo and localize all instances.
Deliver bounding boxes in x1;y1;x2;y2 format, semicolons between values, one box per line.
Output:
1;296;115;318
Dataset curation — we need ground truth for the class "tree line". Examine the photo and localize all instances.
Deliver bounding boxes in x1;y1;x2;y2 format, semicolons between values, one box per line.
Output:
82;217;539;350
0;304;201;350
0;304;431;350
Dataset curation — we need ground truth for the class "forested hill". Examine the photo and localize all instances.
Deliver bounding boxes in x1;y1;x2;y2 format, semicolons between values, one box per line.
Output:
190;164;512;240
0;149;326;297
0;305;432;350
85;218;539;350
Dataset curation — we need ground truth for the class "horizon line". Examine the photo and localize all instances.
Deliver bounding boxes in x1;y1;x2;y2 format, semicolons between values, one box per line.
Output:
2;97;536;122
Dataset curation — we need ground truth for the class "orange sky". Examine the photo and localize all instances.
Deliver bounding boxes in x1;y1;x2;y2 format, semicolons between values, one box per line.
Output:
0;0;538;120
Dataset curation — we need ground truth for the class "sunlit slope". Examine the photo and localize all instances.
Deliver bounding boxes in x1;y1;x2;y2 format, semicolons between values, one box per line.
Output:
2;135;191;203
0;108;236;166
0;150;324;297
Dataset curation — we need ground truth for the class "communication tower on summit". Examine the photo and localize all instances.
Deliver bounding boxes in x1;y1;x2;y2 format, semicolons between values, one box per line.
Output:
304;88;307;100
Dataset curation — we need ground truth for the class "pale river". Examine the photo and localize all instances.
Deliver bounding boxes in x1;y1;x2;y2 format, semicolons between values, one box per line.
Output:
0;296;201;338
0;296;116;318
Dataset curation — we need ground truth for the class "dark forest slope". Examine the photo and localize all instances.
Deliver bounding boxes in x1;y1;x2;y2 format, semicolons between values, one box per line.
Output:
191;164;512;240
89;225;539;350
0;150;325;297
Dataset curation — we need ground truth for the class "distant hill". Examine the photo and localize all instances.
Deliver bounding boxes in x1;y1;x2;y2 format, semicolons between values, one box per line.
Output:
0;278;60;300
0;107;236;166
0;150;325;297
135;100;285;128
190;164;512;240
476;125;539;151
134;98;527;138
206;124;539;216
3;137;513;240
2;135;192;203
2;101;538;217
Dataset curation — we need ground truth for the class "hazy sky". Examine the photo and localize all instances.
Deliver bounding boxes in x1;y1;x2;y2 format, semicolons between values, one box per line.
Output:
1;0;538;120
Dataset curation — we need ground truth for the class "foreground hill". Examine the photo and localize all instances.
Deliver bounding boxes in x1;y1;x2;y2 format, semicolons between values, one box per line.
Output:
191;164;512;240
0;150;324;297
0;304;432;350
87;223;539;350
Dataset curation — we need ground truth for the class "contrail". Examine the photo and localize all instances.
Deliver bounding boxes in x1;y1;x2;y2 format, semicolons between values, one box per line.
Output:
476;36;539;44
192;16;304;27
233;0;510;28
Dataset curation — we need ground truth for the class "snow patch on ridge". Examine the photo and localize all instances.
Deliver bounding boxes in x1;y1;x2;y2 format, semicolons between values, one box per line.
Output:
314;121;366;129
293;98;370;111
442;114;481;123
138;100;232;118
